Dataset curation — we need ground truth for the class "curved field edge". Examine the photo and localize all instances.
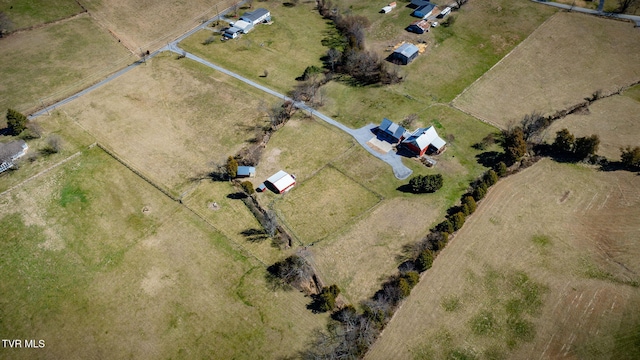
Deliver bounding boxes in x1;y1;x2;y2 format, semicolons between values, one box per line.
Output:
453;11;640;129
366;159;640;359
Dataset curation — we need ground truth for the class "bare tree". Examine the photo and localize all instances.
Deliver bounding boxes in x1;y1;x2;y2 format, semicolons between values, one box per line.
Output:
400;113;418;129
326;48;341;72
616;0;638;13
454;0;469;9
263;210;278;237
40;135;62;155
0;11;13;37
520;111;549;142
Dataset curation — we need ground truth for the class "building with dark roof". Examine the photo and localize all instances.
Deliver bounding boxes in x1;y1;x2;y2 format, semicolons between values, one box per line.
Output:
413;3;435;18
392;43;420;65
407;19;430;34
379;118;410;144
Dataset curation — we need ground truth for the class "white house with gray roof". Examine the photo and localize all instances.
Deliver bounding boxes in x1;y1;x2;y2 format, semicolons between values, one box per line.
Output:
240;8;271;25
0;140;28;173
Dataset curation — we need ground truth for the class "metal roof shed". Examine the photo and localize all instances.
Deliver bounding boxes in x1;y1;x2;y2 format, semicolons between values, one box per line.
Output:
266;170;296;193
237;166;256;178
393;43;420;65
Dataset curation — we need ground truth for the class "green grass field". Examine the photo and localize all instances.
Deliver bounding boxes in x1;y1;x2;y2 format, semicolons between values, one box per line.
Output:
180;2;330;95
323;0;557;104
0;0;83;29
274;166;381;244
0;15;133;115
0;147;327;359
256;116;355;184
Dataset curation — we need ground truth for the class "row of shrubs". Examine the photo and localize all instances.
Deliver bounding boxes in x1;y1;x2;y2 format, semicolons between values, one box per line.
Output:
275;163;509;358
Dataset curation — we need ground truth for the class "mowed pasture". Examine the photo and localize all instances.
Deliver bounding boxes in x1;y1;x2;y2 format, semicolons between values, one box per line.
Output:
79;0;229;52
181;180;284;265
0;147;326;359
256;117;355;184
366;159;640;359
544;93;640;159
60;52;274;195
180;2;330;95
0;0;83;29
0;14;132;114
311;196;445;304
453;11;640;129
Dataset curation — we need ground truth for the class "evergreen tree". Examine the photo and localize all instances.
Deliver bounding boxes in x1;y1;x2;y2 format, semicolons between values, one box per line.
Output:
503;127;527;164
416;249;434;272
495;162;507;177
6;108;27;135
553;128;575;154
574;135;600;159
620;146;640;168
226;156;238;179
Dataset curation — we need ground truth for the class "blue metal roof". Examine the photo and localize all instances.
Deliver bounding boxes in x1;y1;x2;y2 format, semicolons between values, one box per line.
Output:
380;118;407;140
237;166;256;176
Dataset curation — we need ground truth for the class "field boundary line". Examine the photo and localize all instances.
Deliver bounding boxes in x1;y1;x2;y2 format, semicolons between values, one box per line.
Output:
182;201;268;267
451;12;560;105
95;143;180;201
0;151;82;198
96;144;270;266
3;10;89;37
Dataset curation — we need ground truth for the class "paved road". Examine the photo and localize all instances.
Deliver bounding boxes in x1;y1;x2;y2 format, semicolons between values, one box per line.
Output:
532;0;640;26
29;6;413;180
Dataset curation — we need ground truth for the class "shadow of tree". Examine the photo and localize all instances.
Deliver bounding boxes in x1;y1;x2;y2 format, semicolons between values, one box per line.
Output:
475;151;503;168
227;192;248;200
241;228;269;243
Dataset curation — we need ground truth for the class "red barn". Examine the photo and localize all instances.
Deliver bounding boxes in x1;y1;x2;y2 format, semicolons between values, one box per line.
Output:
266;170;296;194
401;126;446;156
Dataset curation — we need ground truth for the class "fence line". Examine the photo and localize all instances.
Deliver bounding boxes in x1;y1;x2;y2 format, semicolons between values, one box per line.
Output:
0;151;83;198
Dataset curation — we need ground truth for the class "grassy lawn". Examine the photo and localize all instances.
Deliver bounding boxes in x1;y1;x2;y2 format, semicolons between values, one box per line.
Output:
0;147;326;359
319;81;428;129
454;11;640;129
624;83;640;102
273;166;381;244
60;52;276;195
256;116;355;184
180;2;330;95
0;14;132;114
181;180;286;265
0;108;96;194
311;196;445;304
0;0;83;29
322;0;556;104
366;159;640;359
79;0;226;51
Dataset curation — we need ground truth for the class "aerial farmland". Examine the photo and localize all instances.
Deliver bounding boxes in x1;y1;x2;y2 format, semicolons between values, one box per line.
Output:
1;0;639;359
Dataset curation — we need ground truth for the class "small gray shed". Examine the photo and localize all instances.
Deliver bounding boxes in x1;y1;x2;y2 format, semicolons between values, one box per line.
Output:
392;43;420;65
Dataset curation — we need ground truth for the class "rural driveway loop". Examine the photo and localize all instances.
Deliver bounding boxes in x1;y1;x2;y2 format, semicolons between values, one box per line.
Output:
29;5;413;180
165;44;413;180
